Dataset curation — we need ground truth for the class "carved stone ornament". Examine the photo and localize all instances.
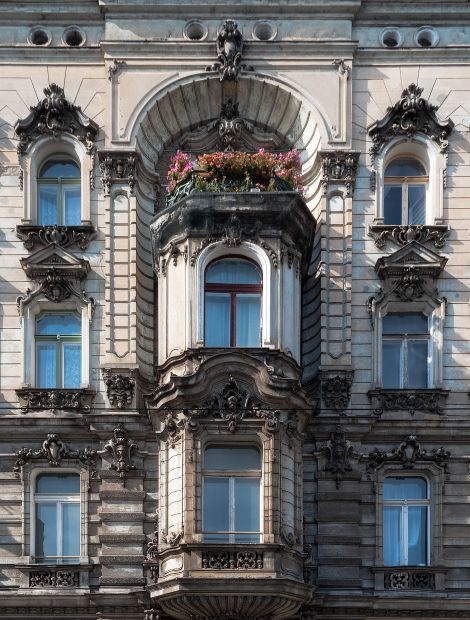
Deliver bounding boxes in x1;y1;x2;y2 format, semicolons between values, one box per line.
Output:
16;223;96;251
321;372;353;410
368;224;449;250
320;150;360;196
206;19;253;81
14;433;97;477
29;569;79;588
14;83;98;156
320;425;355;489
368;388;449;416
162;528;184;547
367;434;450;471
103;424;138;479
144;609;162;620
209;98;254;152
98;150;139;196
384;569;435;591
15;388;95;414
201;550;263;570
102;368;136;409
368;83;454;161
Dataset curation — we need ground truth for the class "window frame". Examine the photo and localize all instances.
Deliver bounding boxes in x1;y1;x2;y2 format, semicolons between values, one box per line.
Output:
35;310;82;389
384;158;428;226
37;157;81;226
204;256;263;348
201;443;263;544
383;475;430;567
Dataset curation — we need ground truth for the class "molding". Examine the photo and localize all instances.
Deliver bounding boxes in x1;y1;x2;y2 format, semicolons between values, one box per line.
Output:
28;568;79;588
102;368;136;409
13;433;97;477
20;244;90;281
320;150;360;196
368;83;454;162
98;149;139;196
205;19;253;81
15;388;95;414
368;388;449;416
367;434;450;472
320;370;353;410
201;550;264;570
16;224;96;251
368;224;449;250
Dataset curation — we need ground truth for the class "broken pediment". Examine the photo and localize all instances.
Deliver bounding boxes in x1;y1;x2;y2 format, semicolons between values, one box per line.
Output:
20;244;90;281
15;83;99;156
375;241;447;281
368;84;454;159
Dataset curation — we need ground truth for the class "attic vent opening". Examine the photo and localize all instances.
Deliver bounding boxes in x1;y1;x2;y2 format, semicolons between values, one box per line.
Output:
380;28;402;49
29;27;51;47
253;21;276;42
184;21;208;41
415;27;439;48
63;27;85;47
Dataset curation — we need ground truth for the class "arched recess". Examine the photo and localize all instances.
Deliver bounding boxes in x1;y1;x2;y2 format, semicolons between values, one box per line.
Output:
132;73;329;204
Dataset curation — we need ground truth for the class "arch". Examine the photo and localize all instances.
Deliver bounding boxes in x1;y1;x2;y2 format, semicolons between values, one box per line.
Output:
131;73;330;183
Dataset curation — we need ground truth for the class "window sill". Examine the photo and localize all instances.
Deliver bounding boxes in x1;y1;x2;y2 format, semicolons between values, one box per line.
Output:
16;563;92;589
372;566;446;592
368;388;449;416
16;223;96;251
368;224;449;250
15;388;95;414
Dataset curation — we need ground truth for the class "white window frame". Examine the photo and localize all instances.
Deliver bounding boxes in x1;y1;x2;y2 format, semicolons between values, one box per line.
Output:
373;136;446;225
21;134;91;225
25;466;90;565
20;299;92;389
372;299;445;389
201;443;263;544
384;159;428;226
383;475;430;566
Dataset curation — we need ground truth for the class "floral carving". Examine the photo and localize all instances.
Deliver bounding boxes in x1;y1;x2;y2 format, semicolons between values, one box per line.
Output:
162;529;184;547
102;369;136;409
143;609;162;620
320;150;360;196
201;550;263;570
384;570;435;590
16;224;96;251
14;83;98;156
14;433;97;477
15;388;95;414
368;388;449;416
206;19;252;81
103;424;138;479
321;425;355;489
368;84;454;161
98;150;138;196
29;569;79;588
211;99;254;152
321;373;352;410
368;225;449;250
368;434;450;471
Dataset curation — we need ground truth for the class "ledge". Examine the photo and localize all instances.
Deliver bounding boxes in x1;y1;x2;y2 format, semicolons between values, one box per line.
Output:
15;388;95;414
368;224;449;250
372;566;446;592
367;388;449;416
16;224;96;251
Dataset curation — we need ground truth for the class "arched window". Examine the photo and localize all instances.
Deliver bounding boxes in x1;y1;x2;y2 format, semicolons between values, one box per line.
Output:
35;313;81;388
203;445;261;543
383;476;429;566
204;258;262;347
34;473;80;563
38;158;81;226
384;158;427;225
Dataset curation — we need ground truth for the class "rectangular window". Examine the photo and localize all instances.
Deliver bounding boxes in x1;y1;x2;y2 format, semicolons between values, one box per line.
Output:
35;313;81;389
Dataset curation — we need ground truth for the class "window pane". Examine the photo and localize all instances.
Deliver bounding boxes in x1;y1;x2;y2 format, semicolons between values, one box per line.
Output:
36;474;80;494
383;313;428;335
408;506;427;565
40;160;80;178
36;343;57;388
382;340;401;388
384;477;428;500
36;313;81;336
234;478;260;542
63;186;81;226
384;506;401;566
408;184;426;225
63;344;81;388
407;340;428;388
236;294;261;347
384;185;402;225
36;503;57;558
205;293;230;346
38;185;58;225
203;477;229;539
204;446;261;470
206;260;261;285
385;159;426;177
62;503;80;556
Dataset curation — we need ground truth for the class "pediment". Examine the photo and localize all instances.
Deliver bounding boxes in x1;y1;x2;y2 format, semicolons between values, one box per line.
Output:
20;244;90;280
375;241;447;280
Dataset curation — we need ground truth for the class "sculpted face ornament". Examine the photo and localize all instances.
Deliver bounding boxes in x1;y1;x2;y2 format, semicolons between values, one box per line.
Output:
103;424;138;479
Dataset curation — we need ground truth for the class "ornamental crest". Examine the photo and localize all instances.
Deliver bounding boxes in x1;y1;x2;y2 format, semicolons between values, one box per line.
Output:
206;19;253;81
368;434;450;471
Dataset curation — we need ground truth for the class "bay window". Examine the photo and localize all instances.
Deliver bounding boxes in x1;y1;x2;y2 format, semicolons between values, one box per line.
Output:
203;445;261;543
35;313;81;389
383;476;429;566
34;473;80;563
38;159;81;226
204;258;262;347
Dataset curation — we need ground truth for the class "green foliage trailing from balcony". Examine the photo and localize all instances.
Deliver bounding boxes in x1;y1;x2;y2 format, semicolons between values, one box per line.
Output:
166;149;302;206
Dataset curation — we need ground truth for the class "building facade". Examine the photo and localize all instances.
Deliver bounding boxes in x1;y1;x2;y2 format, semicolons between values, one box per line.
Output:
0;1;470;618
